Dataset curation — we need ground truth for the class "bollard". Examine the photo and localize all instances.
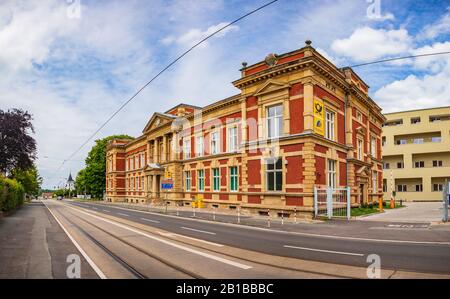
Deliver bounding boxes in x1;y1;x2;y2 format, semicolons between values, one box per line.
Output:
294;207;297;224
267;209;271;228
165;202;168;214
213;207;216;221
281;210;284;225
176;204;179;216
237;207;241;224
193;205;196;217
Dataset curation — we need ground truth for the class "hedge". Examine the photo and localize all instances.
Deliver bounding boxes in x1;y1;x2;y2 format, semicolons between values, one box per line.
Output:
0;176;25;212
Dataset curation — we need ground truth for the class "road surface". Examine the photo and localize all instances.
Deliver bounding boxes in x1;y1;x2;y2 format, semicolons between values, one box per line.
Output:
35;199;450;278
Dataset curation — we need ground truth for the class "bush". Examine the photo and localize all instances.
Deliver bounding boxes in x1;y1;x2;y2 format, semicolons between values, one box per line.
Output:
0;176;25;212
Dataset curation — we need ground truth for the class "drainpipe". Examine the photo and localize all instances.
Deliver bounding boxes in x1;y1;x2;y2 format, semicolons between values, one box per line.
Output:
344;92;349;188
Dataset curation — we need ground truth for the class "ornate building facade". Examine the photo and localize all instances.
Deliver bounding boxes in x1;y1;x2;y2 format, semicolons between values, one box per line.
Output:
105;41;385;216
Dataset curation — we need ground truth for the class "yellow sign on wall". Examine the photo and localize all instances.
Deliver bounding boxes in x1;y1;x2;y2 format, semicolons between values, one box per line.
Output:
164;167;173;179
313;99;324;136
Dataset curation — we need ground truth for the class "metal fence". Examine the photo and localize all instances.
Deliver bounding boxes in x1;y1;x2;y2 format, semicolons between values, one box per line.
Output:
314;186;351;220
443;182;449;223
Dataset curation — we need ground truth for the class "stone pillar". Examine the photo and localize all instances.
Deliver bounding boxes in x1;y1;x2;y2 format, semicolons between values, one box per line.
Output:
153;139;158;163
303;81;314;133
302;141;316;207
162;134;167;163
152;174;157;199
241;100;247;149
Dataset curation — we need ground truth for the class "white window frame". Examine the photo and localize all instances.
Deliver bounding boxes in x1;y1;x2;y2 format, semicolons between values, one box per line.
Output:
140;153;145;168
327;159;337;188
357;138;363;160
197;169;205;192
228;126;238;152
183;138;191;159
211;130;220;155
370;136;376;156
184;171;191;191
266;104;283;139
229;166;238;192
266;158;283;192
212;168;220;191
325;109;335;141
196;135;204;157
372;171;378;192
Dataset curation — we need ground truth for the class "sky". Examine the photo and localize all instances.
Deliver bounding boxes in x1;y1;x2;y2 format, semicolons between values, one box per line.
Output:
1;0;450;189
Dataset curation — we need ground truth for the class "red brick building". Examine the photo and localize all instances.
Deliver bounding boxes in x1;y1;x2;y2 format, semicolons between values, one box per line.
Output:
106;41;385;217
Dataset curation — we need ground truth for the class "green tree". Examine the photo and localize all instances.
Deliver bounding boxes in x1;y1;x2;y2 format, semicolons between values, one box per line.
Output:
75;168;87;195
83;135;133;199
11;165;42;197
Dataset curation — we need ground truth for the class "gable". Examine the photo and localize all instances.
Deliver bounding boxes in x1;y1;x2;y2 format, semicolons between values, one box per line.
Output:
142;113;174;133
253;80;290;97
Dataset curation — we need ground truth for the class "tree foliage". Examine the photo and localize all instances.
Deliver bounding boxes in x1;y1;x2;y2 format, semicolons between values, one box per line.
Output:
11;165;42;196
0;109;37;174
81;135;133;199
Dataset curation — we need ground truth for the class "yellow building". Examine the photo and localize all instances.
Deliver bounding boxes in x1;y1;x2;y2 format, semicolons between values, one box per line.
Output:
382;106;450;201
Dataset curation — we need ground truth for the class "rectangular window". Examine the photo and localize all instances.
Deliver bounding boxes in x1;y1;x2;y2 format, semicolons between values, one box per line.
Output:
415;184;423;192
197;170;204;192
382;136;386;146
433;184;443;192
383;163;390;169
211;131;220;155
327;159;337;188
413;138;424;144
370;136;376;156
356;111;362;122
325;110;335;141
140;153;145;168
411;117;421;124
212;168;220;191
396;139;406;145
432;137;442;143
357;138;363;160
382;180;387;192
414;161;425;168
432;160;443;167
183;138;191;159
397;185;407;192
372;171;378;191
267;104;283;138
229;166;238;192
228;126;238;152
266;158;282;191
184;171;191;191
196;136;204;157
397;162;404;169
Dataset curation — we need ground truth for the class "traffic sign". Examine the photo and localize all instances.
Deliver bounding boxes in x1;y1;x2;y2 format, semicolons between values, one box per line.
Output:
161;179;174;190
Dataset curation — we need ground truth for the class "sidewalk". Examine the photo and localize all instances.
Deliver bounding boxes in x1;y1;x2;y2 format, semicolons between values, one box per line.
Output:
0;200;98;278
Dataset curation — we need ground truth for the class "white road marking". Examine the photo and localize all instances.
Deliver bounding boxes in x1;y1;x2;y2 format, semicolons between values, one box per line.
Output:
117;212;129;217
157;231;223;247
42;201;107;279
284;245;364;257
140;218;160;223
68;202;450;246
92;207;98;210
66;205;251;269
181;227;216;235
103;210;110;213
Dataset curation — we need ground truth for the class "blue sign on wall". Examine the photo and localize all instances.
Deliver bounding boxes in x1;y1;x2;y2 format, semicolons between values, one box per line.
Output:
161;183;173;190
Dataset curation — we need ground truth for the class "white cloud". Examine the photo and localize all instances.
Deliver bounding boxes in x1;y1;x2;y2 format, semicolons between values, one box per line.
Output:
374;42;450;113
331;26;411;62
419;8;450;40
161;22;239;47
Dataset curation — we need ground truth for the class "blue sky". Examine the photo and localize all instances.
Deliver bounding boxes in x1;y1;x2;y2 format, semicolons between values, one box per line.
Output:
0;0;449;189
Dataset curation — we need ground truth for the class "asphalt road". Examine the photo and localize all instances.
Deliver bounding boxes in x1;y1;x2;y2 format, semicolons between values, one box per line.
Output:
63;200;450;275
